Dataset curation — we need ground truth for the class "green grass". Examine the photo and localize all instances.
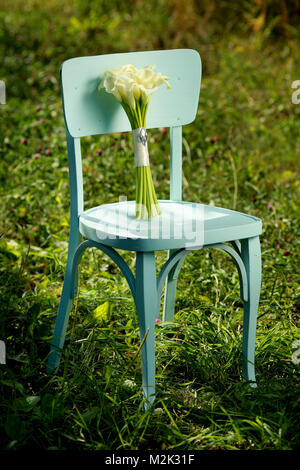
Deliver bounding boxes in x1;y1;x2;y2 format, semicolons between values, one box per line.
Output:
0;0;299;451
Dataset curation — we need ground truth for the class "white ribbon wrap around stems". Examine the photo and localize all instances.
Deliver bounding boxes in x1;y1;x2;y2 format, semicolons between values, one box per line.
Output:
132;127;150;167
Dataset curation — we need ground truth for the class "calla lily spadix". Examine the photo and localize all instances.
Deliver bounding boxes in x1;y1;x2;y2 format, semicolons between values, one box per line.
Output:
98;64;170;219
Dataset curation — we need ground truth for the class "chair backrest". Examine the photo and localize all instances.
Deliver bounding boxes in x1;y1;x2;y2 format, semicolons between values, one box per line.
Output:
61;50;202;216
61;49;201;138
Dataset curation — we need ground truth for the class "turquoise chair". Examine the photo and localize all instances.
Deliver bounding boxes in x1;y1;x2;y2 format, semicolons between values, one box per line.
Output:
48;49;262;410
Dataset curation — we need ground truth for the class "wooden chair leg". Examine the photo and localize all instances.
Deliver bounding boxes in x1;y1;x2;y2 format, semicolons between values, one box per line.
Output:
163;250;187;322
241;236;262;387
47;230;81;373
135;251;157;410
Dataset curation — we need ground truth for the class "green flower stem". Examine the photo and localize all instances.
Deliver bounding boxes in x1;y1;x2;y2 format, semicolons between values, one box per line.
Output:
121;96;161;219
135;166;161;219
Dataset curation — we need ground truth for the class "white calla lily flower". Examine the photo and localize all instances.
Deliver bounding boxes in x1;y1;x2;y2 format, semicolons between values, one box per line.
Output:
99;64;170;116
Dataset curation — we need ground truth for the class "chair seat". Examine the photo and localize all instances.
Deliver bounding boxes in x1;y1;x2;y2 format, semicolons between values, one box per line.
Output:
79;200;262;252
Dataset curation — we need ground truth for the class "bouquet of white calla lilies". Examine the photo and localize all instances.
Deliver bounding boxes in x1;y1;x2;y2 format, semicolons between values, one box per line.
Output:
99;64;170;219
